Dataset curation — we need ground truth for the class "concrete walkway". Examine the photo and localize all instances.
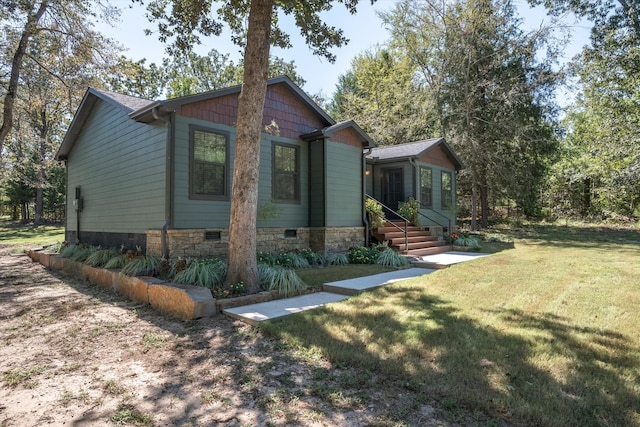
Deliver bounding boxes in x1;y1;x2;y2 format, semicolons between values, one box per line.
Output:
223;252;488;324
414;251;490;269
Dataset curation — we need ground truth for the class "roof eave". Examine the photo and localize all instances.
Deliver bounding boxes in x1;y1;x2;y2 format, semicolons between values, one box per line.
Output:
56;89;98;160
301;120;376;148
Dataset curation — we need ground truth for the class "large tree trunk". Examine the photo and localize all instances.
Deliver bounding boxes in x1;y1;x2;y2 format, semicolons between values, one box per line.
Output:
480;173;489;229
0;1;48;157
471;169;478;231
225;0;274;292
34;112;48;226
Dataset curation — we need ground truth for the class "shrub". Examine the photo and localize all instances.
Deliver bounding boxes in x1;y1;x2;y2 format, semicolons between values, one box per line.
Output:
348;246;381;264
376;248;410;268
298;248;324;266
273;252;309;269
398;197;420;226
257;251;276;266
366;198;386;229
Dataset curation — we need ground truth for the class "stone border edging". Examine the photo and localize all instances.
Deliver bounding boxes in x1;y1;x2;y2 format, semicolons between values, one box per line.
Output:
26;249;318;321
27;249;216;320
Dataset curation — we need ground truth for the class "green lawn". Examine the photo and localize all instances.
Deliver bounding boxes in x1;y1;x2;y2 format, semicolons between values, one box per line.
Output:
263;223;640;426
0;218;64;248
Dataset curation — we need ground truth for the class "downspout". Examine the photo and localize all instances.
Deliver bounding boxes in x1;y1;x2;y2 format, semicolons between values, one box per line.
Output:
408;157;419;199
362;147;373;247
153;107;171;258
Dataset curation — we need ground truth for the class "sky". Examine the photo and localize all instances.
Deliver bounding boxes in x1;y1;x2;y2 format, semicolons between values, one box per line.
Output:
98;0;592;100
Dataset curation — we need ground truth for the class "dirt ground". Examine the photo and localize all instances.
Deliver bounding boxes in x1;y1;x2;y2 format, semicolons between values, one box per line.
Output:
0;248;456;427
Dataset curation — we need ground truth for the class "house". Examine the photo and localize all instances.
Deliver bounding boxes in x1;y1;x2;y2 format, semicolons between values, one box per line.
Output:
56;76;375;258
365;137;463;235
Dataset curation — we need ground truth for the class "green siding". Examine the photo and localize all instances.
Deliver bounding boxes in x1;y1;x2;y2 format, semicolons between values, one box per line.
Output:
325;141;363;227
258;136;309;228
66;100;167;233
414;161;456;228
172;115;309;229
172;116;234;228
308;141;325;227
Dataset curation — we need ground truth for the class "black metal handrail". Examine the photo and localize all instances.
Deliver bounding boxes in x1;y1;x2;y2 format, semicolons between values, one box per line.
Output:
366;195;409;252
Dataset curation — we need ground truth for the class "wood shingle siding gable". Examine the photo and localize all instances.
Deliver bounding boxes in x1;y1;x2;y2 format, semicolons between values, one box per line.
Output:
175;82;328;140
417;144;458;170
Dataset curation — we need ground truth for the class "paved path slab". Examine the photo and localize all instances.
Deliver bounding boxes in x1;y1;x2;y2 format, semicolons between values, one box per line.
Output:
323;267;435;296
414;251;489;268
223;292;349;325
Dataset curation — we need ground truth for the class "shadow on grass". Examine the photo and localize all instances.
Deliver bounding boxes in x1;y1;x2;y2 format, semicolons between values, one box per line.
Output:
261;284;640;426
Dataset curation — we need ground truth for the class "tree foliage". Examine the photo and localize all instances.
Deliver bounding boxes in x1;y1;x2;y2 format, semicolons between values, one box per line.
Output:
1;0;119;223
536;0;640;218
380;0;562;228
330;48;439;145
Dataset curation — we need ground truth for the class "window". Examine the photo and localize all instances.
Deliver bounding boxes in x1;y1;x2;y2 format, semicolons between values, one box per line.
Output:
420;167;432;209
272;143;299;202
441;171;453;210
190;127;228;199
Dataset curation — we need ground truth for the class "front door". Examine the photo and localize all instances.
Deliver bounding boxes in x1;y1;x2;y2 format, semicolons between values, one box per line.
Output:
383;168;404;211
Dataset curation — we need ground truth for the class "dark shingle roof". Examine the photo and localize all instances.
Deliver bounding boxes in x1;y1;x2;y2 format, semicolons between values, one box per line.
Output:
366;137;463;170
367;138;444;161
92;88;156;112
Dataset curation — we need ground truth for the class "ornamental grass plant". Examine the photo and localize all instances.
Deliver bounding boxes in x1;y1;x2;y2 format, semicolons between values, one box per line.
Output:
173;258;226;289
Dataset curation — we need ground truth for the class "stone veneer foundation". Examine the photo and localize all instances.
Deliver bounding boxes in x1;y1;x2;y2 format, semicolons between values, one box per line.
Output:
146;227;365;258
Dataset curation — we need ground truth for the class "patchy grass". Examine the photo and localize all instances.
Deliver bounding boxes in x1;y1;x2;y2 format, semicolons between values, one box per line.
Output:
0;219;64;248
263;224;640;426
111;403;154;426
2;365;48;388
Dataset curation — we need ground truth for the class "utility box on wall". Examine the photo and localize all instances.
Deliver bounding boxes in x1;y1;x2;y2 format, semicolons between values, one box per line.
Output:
74;186;84;212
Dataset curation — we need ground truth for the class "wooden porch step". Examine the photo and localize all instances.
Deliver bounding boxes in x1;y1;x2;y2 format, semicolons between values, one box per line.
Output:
381;230;433;239
376;225;423;234
404;245;454;257
391;240;447;251
372;222;451;257
387;235;439;245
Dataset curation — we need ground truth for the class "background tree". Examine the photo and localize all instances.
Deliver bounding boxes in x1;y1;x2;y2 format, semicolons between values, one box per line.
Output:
381;0;561;228
141;0;369;291
329;48;439;145
535;0;640;219
1;0;120;222
162;49;306;98
0;0;118;157
105;56;167;99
